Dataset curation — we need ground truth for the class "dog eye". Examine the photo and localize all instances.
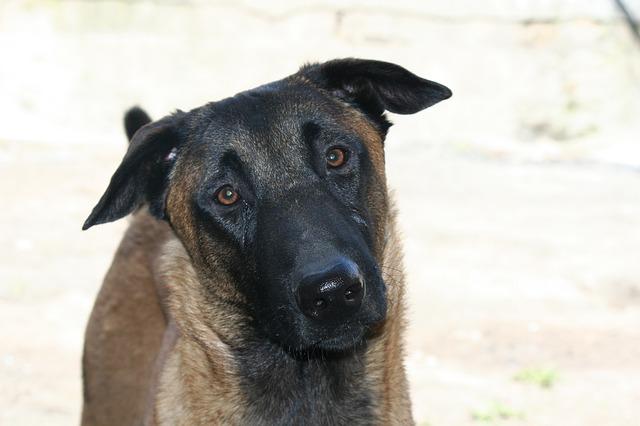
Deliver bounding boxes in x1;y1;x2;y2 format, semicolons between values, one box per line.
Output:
216;185;240;206
326;147;348;168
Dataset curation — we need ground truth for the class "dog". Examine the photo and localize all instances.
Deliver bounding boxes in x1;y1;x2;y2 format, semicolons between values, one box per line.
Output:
81;58;451;425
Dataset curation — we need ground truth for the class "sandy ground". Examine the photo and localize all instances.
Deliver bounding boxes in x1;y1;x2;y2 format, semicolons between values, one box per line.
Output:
1;1;640;425
2;137;639;426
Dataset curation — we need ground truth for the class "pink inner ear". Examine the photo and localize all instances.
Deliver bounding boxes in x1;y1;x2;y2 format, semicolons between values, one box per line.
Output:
164;148;177;161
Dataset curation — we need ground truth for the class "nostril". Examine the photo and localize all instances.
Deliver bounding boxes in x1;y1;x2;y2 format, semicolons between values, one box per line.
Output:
314;298;327;309
344;283;362;302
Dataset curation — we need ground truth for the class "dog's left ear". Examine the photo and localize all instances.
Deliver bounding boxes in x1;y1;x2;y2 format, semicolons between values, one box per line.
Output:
301;58;451;120
82;112;184;230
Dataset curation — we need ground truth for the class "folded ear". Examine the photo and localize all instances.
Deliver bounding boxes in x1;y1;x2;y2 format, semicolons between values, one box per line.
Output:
301;58;452;123
82;112;184;230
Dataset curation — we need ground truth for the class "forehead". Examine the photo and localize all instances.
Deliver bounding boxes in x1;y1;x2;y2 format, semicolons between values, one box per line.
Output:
183;82;380;191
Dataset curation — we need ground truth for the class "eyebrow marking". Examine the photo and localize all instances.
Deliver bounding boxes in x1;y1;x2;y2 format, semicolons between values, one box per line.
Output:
301;121;321;148
300;121;323;175
220;150;252;188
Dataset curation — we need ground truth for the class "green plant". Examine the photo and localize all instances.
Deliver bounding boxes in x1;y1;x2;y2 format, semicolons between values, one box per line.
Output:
471;402;525;423
514;367;557;389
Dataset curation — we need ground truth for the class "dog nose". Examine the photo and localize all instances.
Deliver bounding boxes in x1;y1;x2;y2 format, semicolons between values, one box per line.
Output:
296;259;365;322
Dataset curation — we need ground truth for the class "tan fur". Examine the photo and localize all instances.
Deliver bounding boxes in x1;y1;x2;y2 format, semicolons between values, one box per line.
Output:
82;116;414;426
153;238;245;424
81;213;171;425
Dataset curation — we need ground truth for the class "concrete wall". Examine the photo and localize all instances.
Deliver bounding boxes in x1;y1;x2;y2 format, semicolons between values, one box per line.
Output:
1;0;639;167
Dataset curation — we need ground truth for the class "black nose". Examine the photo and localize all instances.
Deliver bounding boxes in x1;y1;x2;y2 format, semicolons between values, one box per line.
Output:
296;259;365;323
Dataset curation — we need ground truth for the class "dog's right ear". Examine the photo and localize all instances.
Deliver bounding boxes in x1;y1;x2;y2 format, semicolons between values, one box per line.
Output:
82;112;184;230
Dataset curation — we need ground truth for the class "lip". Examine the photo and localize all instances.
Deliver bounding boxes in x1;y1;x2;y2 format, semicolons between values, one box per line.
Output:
307;323;368;352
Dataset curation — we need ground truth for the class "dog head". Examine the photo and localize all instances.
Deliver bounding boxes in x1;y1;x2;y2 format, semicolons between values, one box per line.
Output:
83;59;451;353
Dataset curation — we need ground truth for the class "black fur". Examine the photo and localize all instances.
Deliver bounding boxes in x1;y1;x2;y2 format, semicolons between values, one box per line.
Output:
301;58;452;134
124;106;152;141
236;339;375;425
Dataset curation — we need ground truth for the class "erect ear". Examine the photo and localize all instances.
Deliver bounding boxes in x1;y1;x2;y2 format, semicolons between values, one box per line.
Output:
301;58;452;123
124;106;152;141
82;112;184;230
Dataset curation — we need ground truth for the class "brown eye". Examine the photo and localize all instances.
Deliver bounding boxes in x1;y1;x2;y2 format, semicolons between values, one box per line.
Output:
326;147;347;168
216;185;240;206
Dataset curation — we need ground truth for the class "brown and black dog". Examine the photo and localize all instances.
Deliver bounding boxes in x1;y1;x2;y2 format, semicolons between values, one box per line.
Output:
81;59;451;425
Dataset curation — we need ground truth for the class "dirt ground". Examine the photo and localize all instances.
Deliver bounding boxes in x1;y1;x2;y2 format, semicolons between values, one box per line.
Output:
1;1;639;425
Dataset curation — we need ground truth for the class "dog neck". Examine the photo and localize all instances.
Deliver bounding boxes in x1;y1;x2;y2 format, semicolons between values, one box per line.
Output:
152;214;412;424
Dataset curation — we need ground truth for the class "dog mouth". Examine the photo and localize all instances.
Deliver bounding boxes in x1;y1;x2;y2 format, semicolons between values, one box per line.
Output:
258;311;381;355
298;310;388;354
307;323;368;352
276;325;368;359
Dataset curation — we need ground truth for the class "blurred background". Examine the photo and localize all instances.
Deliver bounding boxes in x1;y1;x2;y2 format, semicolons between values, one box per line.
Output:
1;0;639;425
